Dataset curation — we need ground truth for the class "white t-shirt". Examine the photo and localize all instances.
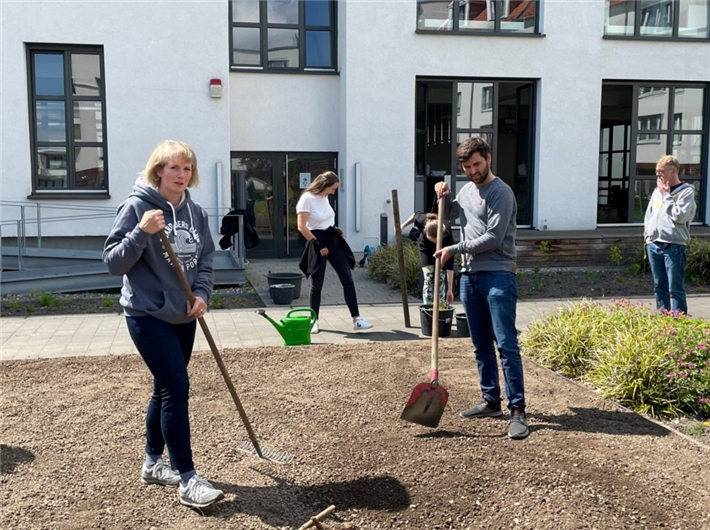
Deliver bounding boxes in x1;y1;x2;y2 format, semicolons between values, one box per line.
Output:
296;192;335;230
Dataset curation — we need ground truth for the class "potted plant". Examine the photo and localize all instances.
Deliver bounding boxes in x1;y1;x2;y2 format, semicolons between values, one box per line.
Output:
420;300;455;337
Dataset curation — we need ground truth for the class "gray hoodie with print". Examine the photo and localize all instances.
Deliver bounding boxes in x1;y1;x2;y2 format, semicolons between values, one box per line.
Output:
643;183;696;245
103;179;215;324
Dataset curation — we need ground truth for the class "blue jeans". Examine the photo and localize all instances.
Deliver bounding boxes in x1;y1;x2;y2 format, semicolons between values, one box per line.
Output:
646;242;688;314
460;271;525;410
126;315;196;474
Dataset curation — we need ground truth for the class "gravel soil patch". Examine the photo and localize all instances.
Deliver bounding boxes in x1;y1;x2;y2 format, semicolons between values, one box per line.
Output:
2;340;708;529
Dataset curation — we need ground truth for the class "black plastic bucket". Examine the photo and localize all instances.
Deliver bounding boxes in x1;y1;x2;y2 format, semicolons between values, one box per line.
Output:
456;312;470;338
420;305;454;338
270;284;295;305
267;272;303;299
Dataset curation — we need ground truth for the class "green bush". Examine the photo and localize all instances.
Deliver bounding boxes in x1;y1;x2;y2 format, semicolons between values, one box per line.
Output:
30;289;60;308
522;299;710;418
367;243;420;293
685;237;710;283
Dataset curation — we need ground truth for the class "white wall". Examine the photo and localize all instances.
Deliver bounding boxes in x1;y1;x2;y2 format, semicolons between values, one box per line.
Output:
1;0;230;241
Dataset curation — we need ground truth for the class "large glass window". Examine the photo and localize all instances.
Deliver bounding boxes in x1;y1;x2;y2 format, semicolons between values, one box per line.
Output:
417;0;540;34
598;83;707;224
230;0;337;71
415;79;536;226
605;0;710;39
28;45;107;195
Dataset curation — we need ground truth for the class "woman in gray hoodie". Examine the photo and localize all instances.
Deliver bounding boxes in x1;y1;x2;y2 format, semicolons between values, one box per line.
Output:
103;140;222;508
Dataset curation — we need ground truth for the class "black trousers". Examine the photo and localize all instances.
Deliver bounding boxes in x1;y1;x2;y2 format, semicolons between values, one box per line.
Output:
309;236;359;319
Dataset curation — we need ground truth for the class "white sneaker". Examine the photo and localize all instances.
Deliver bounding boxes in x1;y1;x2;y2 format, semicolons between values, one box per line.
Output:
178;475;224;508
353;318;373;331
311;320;320;334
141;459;180;486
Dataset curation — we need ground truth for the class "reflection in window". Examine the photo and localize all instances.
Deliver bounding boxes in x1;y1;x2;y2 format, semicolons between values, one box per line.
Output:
605;0;709;39
231;0;336;71
417;0;539;34
638;114;663;142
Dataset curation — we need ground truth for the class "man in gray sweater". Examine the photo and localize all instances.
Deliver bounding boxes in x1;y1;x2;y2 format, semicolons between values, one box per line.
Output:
644;155;697;314
434;137;527;439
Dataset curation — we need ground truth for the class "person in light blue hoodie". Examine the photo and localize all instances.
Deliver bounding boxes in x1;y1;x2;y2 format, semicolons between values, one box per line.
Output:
644;154;697;314
103;140;223;509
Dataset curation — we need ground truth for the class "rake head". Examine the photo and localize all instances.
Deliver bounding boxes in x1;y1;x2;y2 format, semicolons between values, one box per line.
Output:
237;440;293;465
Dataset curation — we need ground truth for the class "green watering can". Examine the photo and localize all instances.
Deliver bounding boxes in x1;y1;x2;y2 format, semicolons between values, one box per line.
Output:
256;308;316;346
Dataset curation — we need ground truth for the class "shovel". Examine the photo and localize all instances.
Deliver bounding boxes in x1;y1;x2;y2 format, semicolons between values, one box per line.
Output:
158;231;292;465
400;196;449;428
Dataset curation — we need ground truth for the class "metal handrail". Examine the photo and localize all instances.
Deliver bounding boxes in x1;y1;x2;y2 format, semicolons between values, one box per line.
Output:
0;201;246;272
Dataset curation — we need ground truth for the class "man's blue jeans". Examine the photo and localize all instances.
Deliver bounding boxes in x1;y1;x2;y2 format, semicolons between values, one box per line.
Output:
126;315;196;474
647;242;688;314
459;271;525;410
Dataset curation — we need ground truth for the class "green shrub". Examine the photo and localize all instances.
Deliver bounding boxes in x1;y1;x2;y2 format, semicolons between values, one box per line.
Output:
610;245;622;267
31;289;60;308
367;243;420;293
102;295;114;308
522;299;710;418
685;237;710;283
210;294;223;309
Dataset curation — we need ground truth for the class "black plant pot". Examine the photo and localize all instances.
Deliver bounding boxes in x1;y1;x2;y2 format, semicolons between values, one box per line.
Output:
420;305;454;337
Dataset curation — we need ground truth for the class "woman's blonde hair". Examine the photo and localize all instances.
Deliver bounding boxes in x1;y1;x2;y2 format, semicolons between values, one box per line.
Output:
424;213;447;240
305;171;339;195
141;140;200;188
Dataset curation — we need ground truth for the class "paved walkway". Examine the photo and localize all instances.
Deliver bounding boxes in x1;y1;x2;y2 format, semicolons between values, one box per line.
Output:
2;259;709;361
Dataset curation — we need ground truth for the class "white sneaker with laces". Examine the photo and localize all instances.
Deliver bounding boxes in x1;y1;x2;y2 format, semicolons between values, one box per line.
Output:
353;318;373;331
178;475;224;508
141;459;180;486
311;320;320;334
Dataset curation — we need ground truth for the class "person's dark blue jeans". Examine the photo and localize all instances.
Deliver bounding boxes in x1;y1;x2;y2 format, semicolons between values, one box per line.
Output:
460;271;525;411
126;315;196;474
646;242;688;314
309;237;359;318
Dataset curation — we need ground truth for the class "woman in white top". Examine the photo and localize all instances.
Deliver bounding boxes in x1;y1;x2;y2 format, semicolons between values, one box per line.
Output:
296;171;373;334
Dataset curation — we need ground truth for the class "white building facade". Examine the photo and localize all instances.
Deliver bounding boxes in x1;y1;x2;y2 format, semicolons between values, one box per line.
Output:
2;0;709;259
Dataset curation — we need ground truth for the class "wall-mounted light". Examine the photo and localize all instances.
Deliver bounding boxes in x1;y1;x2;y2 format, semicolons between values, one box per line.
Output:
210;78;222;98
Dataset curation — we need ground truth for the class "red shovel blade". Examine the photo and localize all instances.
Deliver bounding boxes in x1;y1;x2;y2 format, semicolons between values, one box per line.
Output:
400;382;449;428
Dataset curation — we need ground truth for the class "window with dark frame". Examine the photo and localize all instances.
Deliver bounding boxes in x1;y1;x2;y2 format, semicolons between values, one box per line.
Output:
597;82;707;224
230;0;337;72
604;0;710;39
416;0;540;35
28;44;108;195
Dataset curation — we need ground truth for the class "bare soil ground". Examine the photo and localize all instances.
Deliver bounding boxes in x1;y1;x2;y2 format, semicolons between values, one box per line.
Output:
2;340;709;530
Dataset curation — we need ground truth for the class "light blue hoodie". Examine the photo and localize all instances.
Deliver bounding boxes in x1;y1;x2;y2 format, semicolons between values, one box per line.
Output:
103;179;215;324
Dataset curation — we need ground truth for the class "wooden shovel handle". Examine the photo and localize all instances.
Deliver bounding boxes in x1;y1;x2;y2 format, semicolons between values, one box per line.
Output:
157;231;265;458
431;195;446;382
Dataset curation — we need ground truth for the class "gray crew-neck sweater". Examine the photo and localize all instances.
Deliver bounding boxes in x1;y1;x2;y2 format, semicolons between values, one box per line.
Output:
446;176;517;274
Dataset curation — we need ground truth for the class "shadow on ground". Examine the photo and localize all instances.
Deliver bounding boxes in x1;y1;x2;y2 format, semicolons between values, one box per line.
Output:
209;474;409;528
0;444;35;474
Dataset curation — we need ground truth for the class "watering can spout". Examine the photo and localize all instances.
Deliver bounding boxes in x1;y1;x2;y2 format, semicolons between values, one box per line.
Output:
255;309;286;336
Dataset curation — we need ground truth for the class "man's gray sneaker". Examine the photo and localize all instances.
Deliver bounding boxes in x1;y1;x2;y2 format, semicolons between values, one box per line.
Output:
178;475;225;508
141;460;180;486
508;407;529;439
459;400;503;419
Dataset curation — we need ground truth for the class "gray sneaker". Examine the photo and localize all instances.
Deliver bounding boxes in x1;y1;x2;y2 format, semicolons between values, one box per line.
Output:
178;475;225;508
141;460;180;486
508;407;529;439
459;400;503;419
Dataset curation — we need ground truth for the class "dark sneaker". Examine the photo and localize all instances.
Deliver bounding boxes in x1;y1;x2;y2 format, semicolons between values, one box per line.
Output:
141;460;180;486
459;400;503;419
508;407;529;439
178;475;224;508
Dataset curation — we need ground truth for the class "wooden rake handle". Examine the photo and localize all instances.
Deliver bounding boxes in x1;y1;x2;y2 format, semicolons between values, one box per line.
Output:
430;195;446;384
158;230;264;458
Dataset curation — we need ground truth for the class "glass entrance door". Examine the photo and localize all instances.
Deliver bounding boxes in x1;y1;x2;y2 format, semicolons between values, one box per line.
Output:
231;152;337;259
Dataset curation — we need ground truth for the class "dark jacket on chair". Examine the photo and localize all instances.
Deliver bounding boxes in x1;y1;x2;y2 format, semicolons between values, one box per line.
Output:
219;209;260;250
